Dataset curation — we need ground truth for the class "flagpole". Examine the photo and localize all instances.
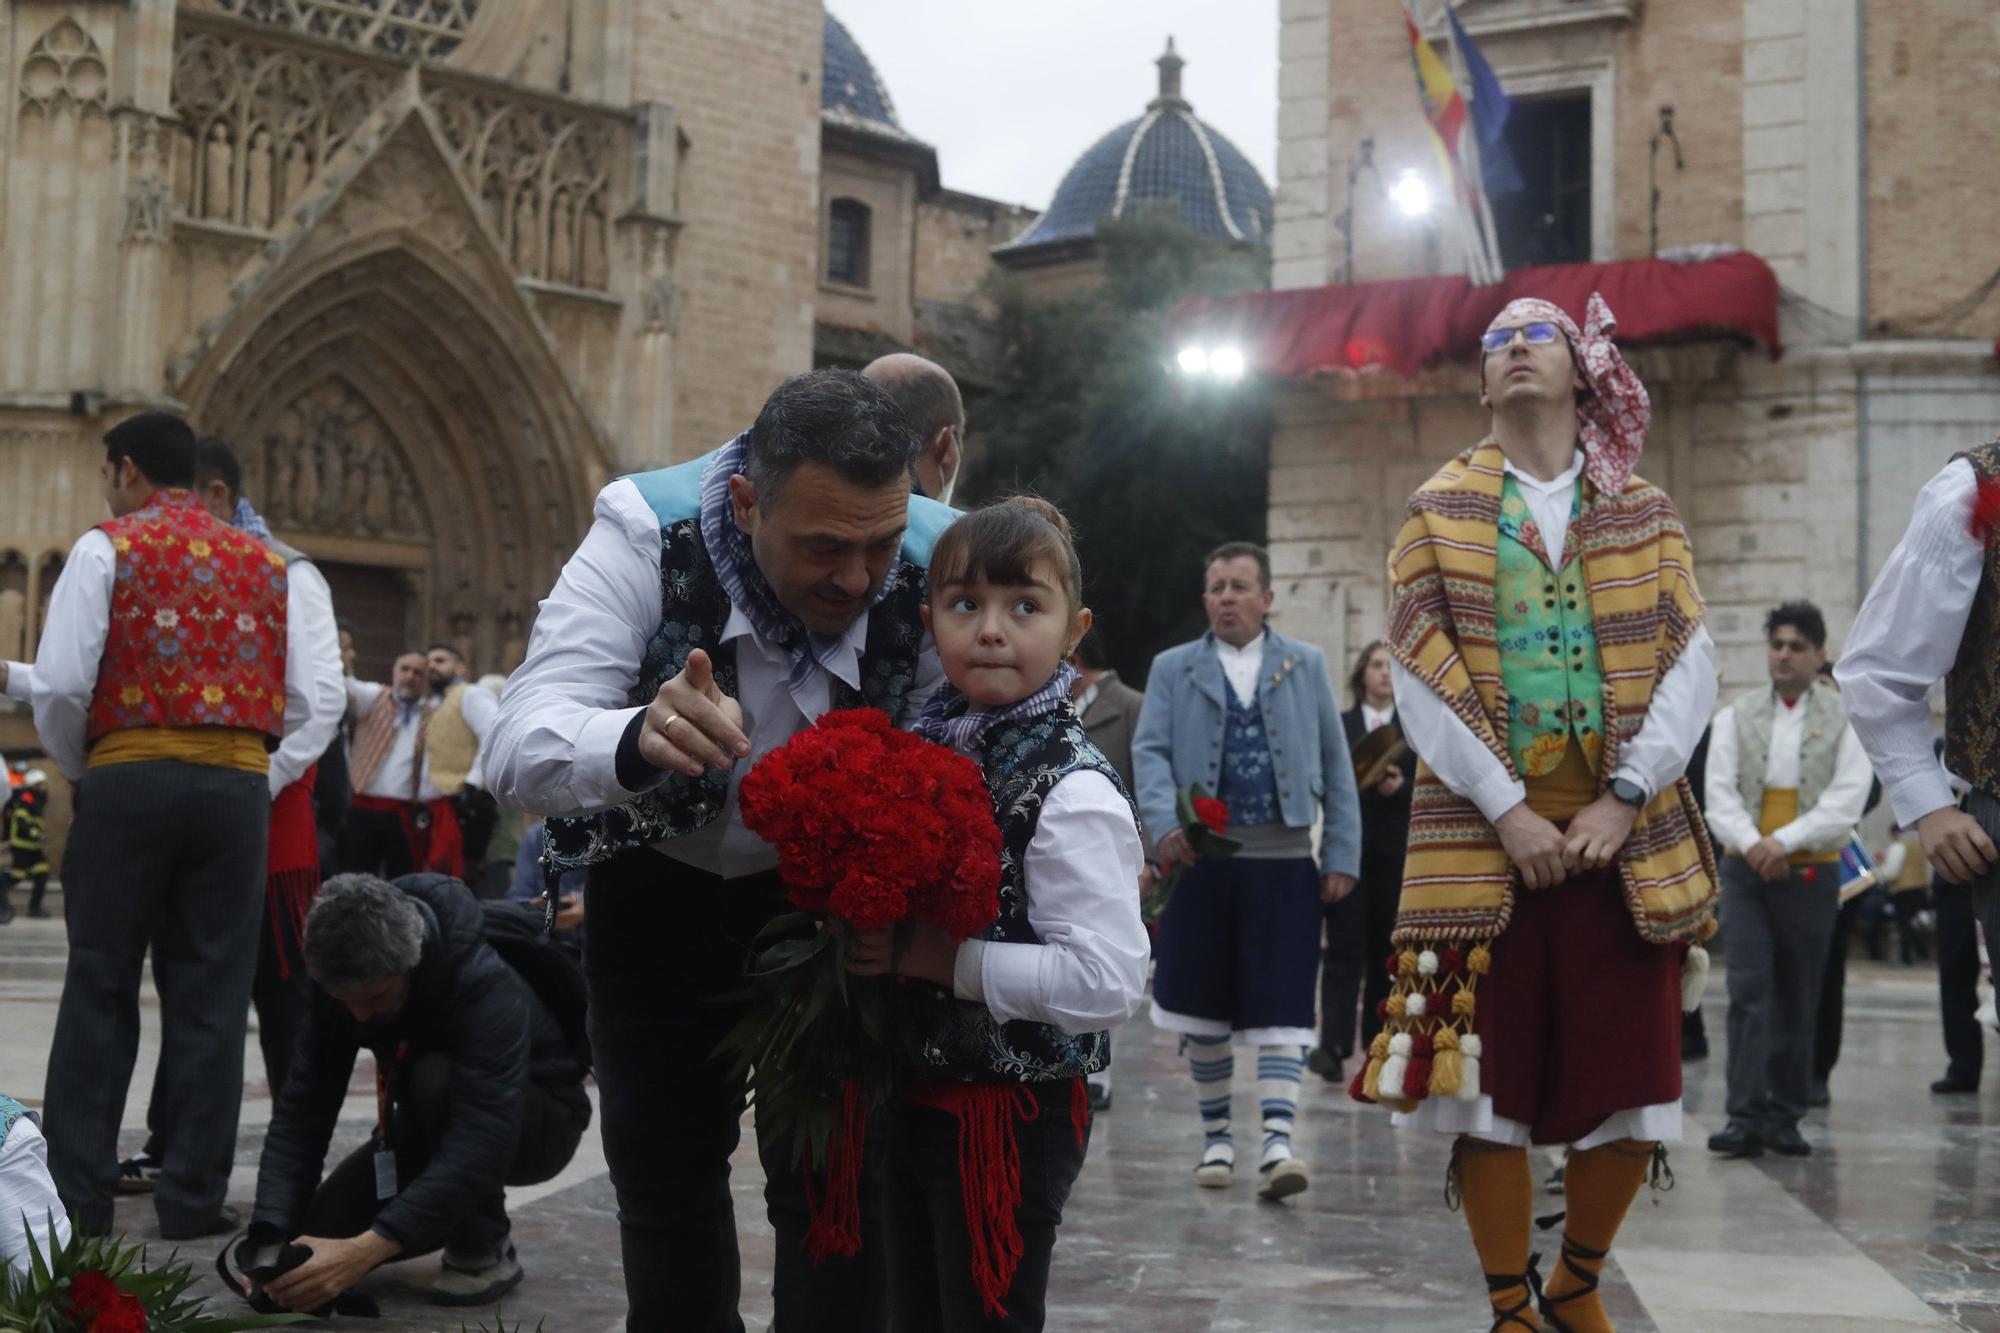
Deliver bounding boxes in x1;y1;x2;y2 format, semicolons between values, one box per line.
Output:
1399;0;1486;282
1436;0;1505;284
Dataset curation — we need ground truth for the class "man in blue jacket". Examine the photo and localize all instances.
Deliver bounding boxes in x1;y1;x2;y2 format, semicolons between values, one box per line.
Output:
1134;542;1361;1202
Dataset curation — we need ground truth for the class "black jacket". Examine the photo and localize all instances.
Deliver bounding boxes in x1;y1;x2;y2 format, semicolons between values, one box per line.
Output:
1343;705;1418;885
251;875;589;1253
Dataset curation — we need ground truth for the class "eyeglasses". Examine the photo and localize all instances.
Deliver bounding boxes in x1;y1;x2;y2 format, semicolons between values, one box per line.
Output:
1479;322;1562;354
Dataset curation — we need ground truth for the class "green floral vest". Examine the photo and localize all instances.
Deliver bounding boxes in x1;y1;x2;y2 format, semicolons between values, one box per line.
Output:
1496;475;1605;777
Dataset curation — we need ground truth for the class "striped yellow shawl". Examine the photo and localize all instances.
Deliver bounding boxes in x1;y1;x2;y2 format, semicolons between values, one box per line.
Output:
1387;441;1718;947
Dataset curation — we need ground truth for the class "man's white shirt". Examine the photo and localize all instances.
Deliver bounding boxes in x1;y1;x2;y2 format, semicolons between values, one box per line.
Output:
1836;458;1983;826
485;478;947;878
1703;696;1873;856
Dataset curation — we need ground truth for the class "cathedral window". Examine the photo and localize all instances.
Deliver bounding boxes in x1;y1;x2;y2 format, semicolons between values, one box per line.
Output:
827;198;872;288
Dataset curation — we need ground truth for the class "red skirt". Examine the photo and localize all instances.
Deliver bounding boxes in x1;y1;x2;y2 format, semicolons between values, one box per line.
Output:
1478;865;1684;1145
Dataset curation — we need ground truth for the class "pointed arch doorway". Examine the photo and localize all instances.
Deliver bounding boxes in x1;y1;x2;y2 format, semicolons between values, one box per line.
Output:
171;109;613;676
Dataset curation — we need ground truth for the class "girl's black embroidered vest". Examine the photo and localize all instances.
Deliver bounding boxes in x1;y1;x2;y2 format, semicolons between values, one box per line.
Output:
542;517;930;874
908;700;1135;1084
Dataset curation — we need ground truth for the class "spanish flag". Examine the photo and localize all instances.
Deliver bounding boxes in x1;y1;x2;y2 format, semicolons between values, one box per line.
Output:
1405;13;1469;201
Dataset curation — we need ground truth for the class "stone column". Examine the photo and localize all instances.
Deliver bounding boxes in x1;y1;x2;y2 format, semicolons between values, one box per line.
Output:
612;102;684;469
111;106;175;401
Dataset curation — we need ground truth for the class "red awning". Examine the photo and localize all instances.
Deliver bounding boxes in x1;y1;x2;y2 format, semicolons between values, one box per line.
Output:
1167;252;1782;381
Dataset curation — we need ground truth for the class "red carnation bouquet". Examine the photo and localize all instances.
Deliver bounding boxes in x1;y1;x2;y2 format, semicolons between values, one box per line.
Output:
723;708;1004;1252
1141;783;1241;922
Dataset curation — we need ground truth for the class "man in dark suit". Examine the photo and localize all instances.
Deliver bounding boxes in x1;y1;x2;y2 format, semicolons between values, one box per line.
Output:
1313;640;1417;1079
1070;631;1147;1111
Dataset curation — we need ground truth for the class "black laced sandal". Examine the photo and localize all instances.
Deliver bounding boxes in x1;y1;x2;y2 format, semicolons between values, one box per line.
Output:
1538;1234;1607;1332
1486;1252;1544;1331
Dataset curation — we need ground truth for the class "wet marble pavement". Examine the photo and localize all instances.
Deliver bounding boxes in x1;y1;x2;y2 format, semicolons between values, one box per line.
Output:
2;909;1997;1331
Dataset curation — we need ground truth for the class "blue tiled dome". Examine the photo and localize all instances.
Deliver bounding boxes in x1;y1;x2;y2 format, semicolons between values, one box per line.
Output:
1000;39;1273;254
823;13;902;135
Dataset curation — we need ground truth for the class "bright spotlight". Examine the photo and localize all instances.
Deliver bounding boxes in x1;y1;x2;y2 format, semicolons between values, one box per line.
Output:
1209;346;1246;380
1176;347;1210;374
1390;170;1432;219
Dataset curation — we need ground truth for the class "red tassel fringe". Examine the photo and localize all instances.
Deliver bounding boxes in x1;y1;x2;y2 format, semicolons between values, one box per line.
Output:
1971;476;2000;545
906;1080;1045;1320
801;1079;870;1263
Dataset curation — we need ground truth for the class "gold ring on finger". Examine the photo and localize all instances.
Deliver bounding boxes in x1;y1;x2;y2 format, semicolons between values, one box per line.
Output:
662;713;683;735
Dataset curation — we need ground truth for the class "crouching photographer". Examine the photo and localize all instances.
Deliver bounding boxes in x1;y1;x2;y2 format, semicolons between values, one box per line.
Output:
243;872;592;1311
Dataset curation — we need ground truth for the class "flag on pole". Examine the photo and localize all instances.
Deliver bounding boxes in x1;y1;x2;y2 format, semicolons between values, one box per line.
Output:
1403;7;1496;282
1444;5;1523;197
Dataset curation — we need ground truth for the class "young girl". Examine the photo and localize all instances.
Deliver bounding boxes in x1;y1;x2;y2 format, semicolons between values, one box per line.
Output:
847;496;1149;1332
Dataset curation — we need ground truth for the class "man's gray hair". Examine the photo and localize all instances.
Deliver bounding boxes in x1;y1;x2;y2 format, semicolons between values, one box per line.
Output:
304;874;427;991
743;369;921;502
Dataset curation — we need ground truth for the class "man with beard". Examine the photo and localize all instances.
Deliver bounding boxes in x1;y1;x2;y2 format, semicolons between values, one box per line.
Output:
485;370;950;1331
344;647;495;881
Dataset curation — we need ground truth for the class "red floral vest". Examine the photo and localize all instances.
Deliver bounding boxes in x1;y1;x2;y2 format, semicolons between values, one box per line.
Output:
85;489;289;744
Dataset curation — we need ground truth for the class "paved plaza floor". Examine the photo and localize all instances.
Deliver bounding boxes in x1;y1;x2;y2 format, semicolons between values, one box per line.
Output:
3;910;1998;1331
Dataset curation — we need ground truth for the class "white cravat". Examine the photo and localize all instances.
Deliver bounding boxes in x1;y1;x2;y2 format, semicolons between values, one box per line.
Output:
1213;632;1265;707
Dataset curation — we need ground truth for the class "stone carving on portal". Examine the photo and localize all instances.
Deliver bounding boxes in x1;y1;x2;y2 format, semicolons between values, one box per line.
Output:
251;380;429;544
172;29;395;232
194;0;484;62
171;17;623;291
425;86;615;290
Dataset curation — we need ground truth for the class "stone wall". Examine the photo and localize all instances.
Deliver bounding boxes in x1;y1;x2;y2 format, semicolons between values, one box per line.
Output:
817;147;919;345
1863;0;2000;336
631;0;822;458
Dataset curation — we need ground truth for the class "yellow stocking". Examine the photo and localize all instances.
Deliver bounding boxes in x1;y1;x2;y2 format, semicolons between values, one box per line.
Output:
1454;1137;1542;1331
1542;1139;1655;1332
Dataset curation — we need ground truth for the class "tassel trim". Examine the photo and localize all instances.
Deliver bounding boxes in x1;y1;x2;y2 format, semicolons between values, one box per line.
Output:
1349;938;1494;1111
1680;943;1710;1014
801;1079;870;1263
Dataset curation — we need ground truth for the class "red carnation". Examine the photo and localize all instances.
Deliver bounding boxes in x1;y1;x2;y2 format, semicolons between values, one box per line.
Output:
1191;796;1230;834
90;1294;148;1333
68;1271;121;1314
738;708;1002;941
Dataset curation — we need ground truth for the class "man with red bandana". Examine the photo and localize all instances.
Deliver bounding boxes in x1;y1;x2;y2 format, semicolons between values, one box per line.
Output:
17;413;315;1240
1361;295;1719;1332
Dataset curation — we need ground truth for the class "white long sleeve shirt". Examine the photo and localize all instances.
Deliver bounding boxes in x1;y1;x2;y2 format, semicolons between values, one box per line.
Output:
349;678;497;803
13;528;312;782
485;478;946;878
1389;450;1718;819
266;559;346;799
1835;458;1982;827
0;1118;69;1278
1703;698;1874;856
950;768;1150;1033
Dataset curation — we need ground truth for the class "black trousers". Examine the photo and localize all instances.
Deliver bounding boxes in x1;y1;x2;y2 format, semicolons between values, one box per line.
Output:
341;806;415;879
1319;858;1401;1060
585;847;885;1333
142;884;312;1161
881;1084;1088;1333
302;1053;584;1261
44;759;268;1234
1936;876;1984;1084
1812;896;1862;1083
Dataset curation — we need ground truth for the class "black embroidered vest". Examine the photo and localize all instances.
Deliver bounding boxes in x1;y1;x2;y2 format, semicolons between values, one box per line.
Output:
1948;439;2000;799
908;700;1135;1084
542;517;930;873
